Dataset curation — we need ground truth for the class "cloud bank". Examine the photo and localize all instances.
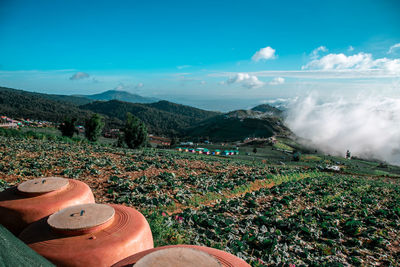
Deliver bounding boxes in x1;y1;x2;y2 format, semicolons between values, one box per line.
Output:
302;52;400;75
285;94;400;165
69;72;90;80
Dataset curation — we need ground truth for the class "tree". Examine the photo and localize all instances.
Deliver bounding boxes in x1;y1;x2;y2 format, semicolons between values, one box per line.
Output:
85;114;104;142
293;150;301;161
253;147;257;154
170;136;178;147
346;150;351;159
123;113;148;149
59;117;77;138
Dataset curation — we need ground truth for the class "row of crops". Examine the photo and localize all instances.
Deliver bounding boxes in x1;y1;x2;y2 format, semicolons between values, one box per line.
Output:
0;136;399;266
150;176;400;266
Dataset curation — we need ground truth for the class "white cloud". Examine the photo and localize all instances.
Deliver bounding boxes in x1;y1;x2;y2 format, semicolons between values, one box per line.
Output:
285;94;400;165
200;81;206;85
388;43;400;54
69;72;90;80
269;77;285;85
348;46;354;52
227;73;264;89
310;46;328;59
302;52;400;75
252;46;276;61
212;68;400;80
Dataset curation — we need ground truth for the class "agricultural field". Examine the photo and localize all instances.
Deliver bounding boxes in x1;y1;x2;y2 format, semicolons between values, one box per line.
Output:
0;135;399;266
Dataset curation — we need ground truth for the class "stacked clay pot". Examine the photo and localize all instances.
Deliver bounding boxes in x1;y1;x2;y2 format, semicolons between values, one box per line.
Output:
0;177;95;235
112;245;251;267
19;203;154;267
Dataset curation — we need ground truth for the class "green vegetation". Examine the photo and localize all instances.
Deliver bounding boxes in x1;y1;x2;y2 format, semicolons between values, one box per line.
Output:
1;86;288;140
1;136;399;266
273;141;294;152
0;87;93;124
81;99;218;137
186;112;289;142
251;104;283;116
0;127;81;143
0;87;121;129
59;117;77;138
84;114;104;142
123;113;148;149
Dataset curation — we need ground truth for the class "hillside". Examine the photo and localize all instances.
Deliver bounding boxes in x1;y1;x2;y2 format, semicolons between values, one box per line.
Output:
80;100;218;136
251;103;283;116
79;90;158;104
0;87;93;123
0;87;121;128
148;100;220;118
41;94;93;106
186;109;290;141
1;86;287;140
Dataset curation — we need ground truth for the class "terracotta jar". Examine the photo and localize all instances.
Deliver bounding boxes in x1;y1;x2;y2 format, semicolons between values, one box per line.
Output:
0;177;95;235
19;203;154;267
112;245;251;267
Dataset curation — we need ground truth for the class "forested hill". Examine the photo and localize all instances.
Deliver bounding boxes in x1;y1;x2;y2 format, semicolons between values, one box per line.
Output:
186;110;290;141
80;100;219;136
0;87;93;123
0;86;288;140
148;100;220;119
251;104;283;116
0;87;122;128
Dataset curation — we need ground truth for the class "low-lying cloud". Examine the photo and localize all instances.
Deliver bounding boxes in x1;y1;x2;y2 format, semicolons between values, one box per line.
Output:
285;94;400;165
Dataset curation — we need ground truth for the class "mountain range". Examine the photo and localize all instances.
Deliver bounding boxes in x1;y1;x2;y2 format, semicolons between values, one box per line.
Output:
0;86;289;141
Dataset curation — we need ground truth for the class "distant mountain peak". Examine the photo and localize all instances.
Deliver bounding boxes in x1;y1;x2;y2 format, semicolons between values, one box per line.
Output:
81;90;158;104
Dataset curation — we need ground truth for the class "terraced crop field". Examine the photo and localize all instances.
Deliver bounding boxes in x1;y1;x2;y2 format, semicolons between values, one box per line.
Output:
1;136;399;266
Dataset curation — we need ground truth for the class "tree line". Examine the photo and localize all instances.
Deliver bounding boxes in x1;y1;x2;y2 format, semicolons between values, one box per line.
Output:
59;112;147;149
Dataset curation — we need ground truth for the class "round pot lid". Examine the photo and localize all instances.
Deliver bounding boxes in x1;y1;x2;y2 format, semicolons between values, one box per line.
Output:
134;247;221;267
18;177;69;195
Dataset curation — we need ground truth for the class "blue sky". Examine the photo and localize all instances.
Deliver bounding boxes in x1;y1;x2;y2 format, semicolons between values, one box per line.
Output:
1;0;400;111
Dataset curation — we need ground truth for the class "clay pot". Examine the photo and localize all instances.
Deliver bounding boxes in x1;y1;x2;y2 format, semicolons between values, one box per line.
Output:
0;177;94;235
112;245;251;267
19;203;154;267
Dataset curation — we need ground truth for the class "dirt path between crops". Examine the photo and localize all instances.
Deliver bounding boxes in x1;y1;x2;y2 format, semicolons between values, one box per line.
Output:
166;179;276;215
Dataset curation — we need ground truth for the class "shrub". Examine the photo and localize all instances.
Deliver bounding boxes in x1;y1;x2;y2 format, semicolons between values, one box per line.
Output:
59;117;77;138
